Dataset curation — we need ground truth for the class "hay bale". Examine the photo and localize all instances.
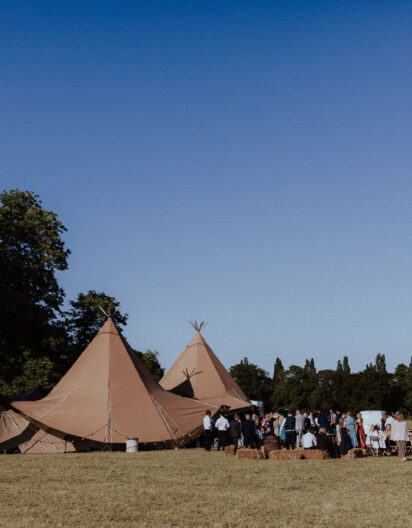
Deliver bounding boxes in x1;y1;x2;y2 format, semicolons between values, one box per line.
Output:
343;448;364;459
269;450;303;461
224;445;235;455
236;448;264;460
301;449;329;460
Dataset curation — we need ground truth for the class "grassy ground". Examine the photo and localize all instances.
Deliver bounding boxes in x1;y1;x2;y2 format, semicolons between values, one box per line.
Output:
1;449;411;528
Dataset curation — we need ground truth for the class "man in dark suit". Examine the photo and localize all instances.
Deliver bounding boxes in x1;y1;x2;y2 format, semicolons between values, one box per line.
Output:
284;410;297;450
242;413;256;449
229;414;242;455
318;411;329;432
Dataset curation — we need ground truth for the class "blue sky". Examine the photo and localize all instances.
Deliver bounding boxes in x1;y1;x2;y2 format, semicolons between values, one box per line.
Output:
1;1;412;374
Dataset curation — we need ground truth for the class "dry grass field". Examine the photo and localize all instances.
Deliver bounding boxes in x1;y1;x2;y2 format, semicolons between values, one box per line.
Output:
1;449;411;528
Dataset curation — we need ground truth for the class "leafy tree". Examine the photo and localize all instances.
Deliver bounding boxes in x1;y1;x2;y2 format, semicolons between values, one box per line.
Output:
315;369;339;410
0;189;70;397
390;363;409;413
350;355;391;411
272;357;288;409
229;357;272;409
402;357;412;414
137;349;164;381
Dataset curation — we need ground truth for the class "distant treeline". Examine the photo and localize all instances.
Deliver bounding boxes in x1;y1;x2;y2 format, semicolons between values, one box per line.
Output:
229;355;412;416
1;189;411;416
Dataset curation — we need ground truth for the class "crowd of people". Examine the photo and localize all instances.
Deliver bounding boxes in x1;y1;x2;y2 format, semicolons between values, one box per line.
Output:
202;409;410;461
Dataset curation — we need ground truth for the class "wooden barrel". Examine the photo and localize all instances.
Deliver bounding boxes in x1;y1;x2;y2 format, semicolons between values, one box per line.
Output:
264;435;280;457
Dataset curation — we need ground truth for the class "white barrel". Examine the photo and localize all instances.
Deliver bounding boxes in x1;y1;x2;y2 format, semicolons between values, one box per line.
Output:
126;438;139;453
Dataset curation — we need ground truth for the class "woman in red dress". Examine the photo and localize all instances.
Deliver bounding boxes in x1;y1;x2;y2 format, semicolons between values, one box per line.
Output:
356;415;367;449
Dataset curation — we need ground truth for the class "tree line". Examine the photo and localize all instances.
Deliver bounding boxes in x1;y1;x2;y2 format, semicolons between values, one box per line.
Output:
1;189;411;416
229;354;412;416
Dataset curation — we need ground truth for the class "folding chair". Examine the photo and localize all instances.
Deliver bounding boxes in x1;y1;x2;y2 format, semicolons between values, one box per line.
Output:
369;436;380;456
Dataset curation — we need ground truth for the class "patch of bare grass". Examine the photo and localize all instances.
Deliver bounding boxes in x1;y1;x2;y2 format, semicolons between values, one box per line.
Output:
0;450;411;528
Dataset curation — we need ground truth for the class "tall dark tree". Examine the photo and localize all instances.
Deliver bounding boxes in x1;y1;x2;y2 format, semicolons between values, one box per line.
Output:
402;357;412;414
272;357;288;410
0;189;70;397
136;349;164;381
229;357;272;409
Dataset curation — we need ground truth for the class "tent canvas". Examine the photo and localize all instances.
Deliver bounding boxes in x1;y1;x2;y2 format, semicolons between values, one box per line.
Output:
160;323;252;413
18;429;76;454
12;318;218;447
0;404;35;452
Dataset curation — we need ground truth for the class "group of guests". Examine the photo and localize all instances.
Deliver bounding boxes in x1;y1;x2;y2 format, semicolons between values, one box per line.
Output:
202;408;410;460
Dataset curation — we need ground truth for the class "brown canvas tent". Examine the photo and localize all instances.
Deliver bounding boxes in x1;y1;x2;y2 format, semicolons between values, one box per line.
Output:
0;403;35;452
160;322;252;413
18;429;76;454
0;403;74;454
12;318;218;448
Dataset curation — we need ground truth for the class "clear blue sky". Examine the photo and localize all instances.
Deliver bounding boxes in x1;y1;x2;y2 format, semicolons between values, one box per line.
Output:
1;1;412;374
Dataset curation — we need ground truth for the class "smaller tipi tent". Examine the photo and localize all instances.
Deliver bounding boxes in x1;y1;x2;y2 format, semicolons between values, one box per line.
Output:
160;322;252;413
1;402;76;454
0;403;35;452
12;318;218;447
18;429;76;454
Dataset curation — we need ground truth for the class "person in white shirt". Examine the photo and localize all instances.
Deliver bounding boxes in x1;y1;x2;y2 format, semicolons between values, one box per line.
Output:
391;414;409;462
302;427;317;450
203;410;214;451
215;412;230;451
385;414;395;429
295;410;305;448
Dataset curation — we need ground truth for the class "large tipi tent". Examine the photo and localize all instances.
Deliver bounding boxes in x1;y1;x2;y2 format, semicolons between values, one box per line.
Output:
160;322;252;413
12;318;218;448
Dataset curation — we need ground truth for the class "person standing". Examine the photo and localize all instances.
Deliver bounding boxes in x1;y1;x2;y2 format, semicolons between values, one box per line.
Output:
295;410;305;448
336;412;346;443
252;412;261;446
284;411;297;450
344;411;358;448
391;414;409;462
242;414;256;449
229;414;242;455
215;412;229;451
356;416;367;450
329;409;337;434
318;411;329;432
339;427;353;456
203;410;214;451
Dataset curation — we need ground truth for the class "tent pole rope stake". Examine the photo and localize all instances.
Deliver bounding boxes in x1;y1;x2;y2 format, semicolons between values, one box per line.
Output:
149;394;185;447
103;395;113;449
189;321;207;332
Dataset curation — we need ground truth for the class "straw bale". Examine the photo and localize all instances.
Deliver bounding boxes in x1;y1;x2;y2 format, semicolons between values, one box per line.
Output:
269;450;304;461
342;448;364;459
236;448;264;460
224;445;246;455
301;449;329;460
